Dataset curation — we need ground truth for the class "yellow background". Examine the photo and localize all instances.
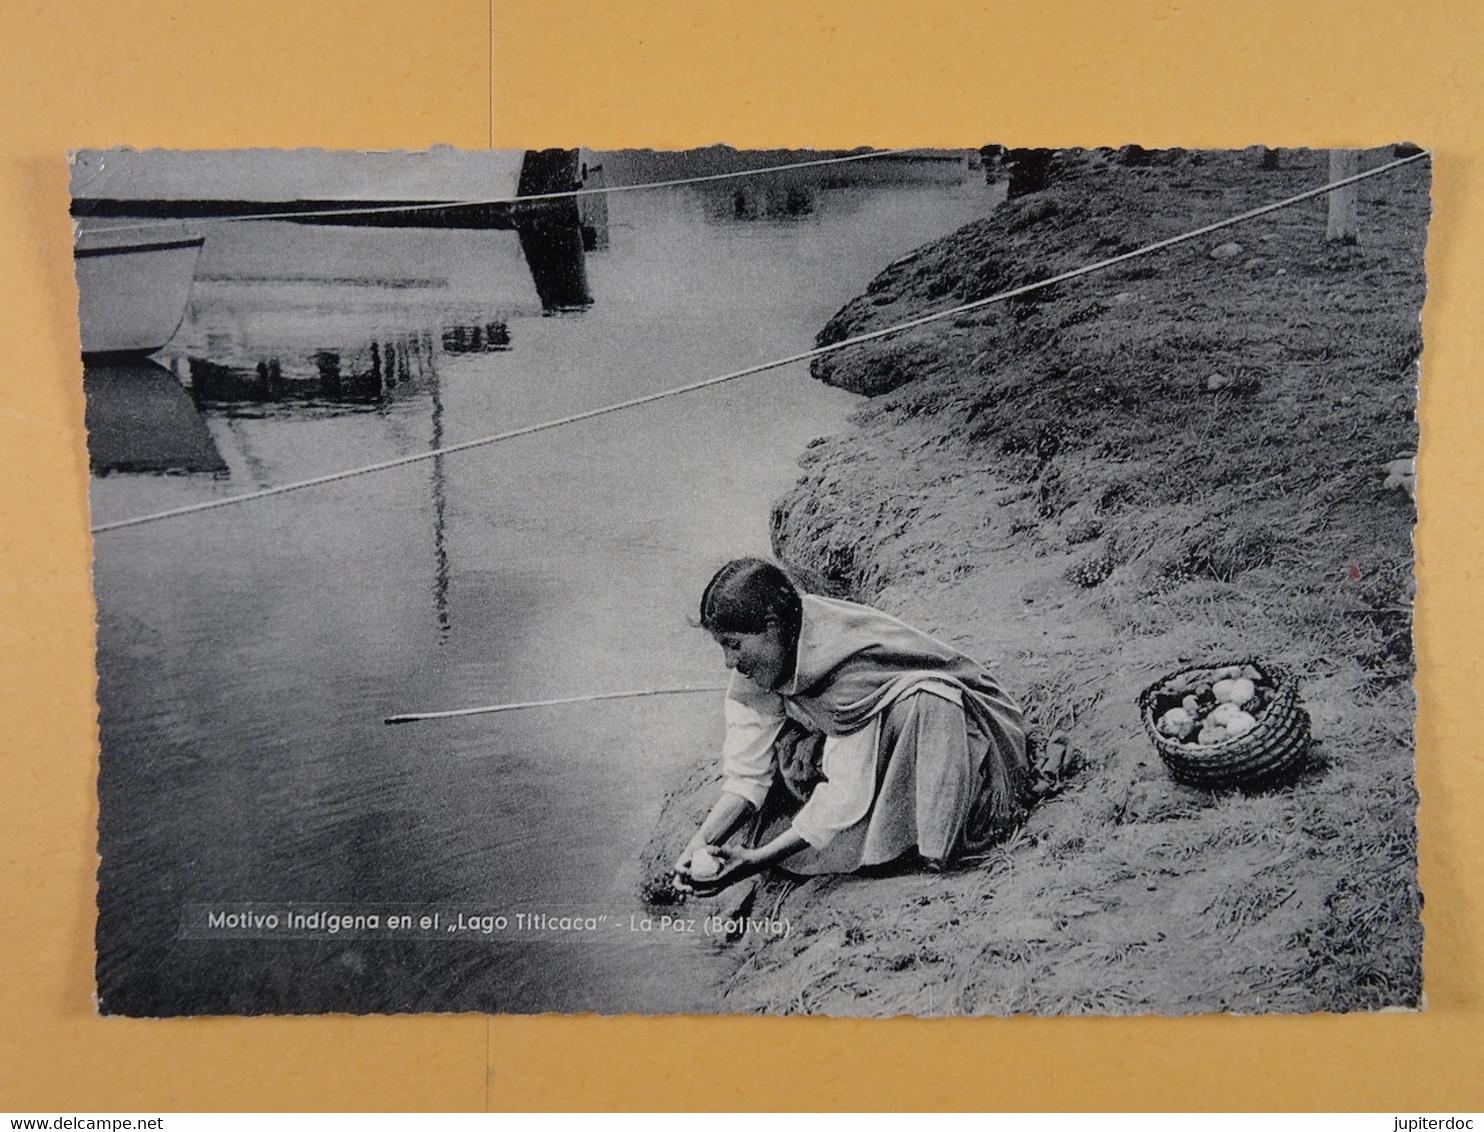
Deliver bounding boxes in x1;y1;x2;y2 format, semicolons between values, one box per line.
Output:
2;0;1480;1111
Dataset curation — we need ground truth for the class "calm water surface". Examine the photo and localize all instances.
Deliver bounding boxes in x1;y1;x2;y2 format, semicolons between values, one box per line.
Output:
90;166;1003;1014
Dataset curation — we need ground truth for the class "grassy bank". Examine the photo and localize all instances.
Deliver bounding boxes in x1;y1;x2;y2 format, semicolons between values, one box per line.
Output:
649;146;1428;1016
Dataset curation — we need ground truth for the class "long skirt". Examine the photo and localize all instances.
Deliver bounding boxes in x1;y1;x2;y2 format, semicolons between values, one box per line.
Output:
753;689;1029;875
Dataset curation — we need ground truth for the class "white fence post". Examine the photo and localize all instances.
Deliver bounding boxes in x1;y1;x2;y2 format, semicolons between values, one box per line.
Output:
1327;149;1360;244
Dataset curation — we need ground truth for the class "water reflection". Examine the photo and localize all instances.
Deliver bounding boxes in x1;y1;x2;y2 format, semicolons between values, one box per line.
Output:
90;155;1005;1015
720;182;816;221
84;358;226;474
188;333;437;407
441;321;511;353
429;363;451;639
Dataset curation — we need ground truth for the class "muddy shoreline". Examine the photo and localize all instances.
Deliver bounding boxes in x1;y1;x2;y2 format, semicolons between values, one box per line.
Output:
647;146;1427;1016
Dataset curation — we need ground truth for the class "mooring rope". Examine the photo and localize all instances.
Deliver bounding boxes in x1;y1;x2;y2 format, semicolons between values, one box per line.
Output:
89;148;1430;536
384;684;729;725
75;148;925;236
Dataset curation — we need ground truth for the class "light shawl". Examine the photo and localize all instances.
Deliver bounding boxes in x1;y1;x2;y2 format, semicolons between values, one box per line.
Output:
719;594;1029;864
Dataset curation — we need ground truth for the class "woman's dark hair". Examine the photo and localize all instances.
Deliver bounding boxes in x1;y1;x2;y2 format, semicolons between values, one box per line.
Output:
699;557;803;635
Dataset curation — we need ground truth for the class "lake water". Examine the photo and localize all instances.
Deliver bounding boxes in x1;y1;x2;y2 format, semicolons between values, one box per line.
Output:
88;159;1004;1015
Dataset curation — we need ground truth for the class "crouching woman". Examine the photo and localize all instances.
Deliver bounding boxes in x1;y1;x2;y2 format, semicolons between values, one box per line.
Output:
674;558;1031;894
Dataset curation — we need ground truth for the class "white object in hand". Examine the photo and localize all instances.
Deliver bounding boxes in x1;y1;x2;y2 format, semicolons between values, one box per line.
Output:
689;847;723;880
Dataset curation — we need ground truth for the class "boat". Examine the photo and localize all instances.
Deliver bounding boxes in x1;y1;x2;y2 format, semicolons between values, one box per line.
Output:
73;228;204;357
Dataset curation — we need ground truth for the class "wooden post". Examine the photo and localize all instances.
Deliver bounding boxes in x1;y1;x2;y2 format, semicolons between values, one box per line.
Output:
1007;148;1054;198
515;148;593;310
1327;149;1359;244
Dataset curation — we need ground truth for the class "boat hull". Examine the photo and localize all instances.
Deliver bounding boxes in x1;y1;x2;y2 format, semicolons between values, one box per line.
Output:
74;234;204;357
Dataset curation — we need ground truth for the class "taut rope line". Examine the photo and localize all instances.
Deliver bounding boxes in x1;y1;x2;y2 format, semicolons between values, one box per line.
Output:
384;685;729;725
76;148;924;236
90;149;1430;536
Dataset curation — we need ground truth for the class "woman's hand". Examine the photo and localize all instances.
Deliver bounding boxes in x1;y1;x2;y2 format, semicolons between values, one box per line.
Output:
671;838;721;895
672;828;808;895
672;841;702;878
682;844;756;897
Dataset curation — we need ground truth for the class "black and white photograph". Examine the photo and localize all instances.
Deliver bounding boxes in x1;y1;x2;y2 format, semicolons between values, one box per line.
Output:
75;142;1429;1018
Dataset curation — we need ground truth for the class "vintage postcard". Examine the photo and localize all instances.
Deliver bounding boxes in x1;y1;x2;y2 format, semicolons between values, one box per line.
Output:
75;143;1428;1017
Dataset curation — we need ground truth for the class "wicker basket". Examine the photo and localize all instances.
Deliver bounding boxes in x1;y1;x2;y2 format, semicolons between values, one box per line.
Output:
1137;659;1312;790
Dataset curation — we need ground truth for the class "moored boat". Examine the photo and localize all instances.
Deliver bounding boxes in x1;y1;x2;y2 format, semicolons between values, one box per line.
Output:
73;229;204;357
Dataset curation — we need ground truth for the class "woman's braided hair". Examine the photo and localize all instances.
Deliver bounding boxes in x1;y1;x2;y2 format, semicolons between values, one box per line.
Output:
698;557;804;636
